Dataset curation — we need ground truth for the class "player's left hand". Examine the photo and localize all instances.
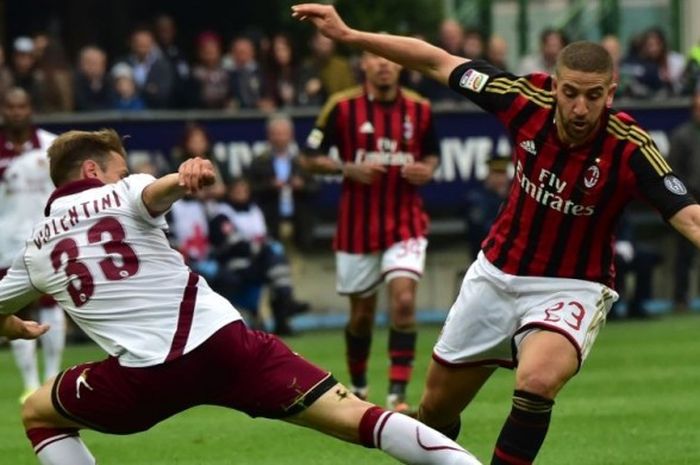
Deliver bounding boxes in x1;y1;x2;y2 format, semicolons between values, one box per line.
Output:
291;4;352;42
0;315;50;340
401;162;435;185
178;157;216;194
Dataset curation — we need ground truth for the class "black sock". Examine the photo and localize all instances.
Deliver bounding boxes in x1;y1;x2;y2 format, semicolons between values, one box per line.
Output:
491;389;554;465
345;327;371;388
388;328;416;396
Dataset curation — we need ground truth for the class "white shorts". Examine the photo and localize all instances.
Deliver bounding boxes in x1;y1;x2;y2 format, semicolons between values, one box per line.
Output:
336;237;428;296
433;252;618;370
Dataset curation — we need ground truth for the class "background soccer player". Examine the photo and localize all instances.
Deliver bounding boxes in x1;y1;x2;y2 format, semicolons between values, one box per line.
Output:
0;129;479;465
0;87;64;403
302;46;439;412
293;4;700;464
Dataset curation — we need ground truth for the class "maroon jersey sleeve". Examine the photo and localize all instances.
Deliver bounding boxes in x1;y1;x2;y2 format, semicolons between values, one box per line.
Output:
447;60;554;121
304;97;340;157
629;137;697;219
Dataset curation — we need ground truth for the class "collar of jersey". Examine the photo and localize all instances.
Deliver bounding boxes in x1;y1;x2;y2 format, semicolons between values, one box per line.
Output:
44;178;105;216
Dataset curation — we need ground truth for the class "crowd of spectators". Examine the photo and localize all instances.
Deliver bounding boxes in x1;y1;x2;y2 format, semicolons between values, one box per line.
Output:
2;14;699;115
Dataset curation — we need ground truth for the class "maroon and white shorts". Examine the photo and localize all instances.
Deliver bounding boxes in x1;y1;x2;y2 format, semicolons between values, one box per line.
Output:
51;321;336;434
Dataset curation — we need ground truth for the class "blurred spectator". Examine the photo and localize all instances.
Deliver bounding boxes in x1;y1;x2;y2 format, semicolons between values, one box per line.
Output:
621;28;684;98
464;154;511;259
0;44;15;98
518;28;567;75
225;36;273;110
11;37;42;108
682;41;700;95
32;36;74;113
298;31;356;106
610;215;661;320
176;122;228;198
208;178;309;335
485;34;509;71
74;46;113;111
111;63;146;111
115;26;174;108
153;13;190;107
247;113;318;251
462;28;485;60
409;30;463;103
600;35;623;87
668;87;700;311
265;33;303;108
438;18;464;55
188;32;232;109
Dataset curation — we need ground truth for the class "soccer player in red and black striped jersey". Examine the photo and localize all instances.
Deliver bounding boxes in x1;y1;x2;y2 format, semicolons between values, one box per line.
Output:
303;47;439;413
294;4;700;464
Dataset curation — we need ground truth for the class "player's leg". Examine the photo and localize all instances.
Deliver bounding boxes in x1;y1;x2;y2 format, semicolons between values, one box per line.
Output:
419;361;495;439
11;307;41;402
381;237;427;411
286;382;483;465
10;338;41;402
22;380;95;465
337;251;382;400
490;330;578;465
491;279;616;465
38;305;66;381
385;276;417;411
346;292;377;399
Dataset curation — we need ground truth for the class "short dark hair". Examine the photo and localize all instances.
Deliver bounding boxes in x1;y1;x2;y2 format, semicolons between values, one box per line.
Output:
48;129;127;186
555;41;613;81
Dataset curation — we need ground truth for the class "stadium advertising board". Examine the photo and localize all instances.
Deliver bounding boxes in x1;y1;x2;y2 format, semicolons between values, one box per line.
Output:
42;104;691;219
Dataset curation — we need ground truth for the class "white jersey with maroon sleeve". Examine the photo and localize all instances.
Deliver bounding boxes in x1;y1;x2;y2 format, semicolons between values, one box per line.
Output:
0;149;55;268
0;173;240;367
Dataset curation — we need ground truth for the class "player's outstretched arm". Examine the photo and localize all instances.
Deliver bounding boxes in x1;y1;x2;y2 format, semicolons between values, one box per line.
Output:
0;314;49;340
292;3;466;85
142;157;216;216
669;204;700;249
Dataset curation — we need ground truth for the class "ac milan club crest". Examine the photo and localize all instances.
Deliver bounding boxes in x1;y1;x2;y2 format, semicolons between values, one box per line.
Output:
583;165;600;188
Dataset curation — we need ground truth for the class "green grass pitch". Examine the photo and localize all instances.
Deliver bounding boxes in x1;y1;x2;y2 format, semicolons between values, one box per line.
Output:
1;315;699;464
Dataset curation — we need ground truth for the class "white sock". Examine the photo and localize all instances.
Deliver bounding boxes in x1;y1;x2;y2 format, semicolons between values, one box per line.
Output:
34;435;95;465
10;339;40;392
375;411;482;465
39;306;66;380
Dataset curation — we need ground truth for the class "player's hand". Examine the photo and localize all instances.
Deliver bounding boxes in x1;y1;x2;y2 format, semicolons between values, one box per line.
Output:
0;315;50;340
178;157;216;195
292;4;352;42
401;162;435;185
343;163;386;184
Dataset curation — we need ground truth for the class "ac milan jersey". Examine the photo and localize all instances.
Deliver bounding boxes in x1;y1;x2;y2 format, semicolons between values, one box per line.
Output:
305;86;439;253
0;149;55;268
0;174;240;366
448;60;696;286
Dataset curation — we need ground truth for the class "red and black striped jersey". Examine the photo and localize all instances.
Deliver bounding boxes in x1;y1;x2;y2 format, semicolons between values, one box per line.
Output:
305;86;439;254
448;60;696;287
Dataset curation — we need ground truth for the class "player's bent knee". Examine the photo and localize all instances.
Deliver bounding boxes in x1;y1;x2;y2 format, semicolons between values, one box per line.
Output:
515;371;567;399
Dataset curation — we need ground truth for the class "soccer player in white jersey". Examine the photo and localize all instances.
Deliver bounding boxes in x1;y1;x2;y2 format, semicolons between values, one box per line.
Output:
0;87;64;403
0;129;480;465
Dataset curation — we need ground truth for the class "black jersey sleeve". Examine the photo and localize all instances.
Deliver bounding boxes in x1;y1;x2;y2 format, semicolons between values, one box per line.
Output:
421;107;440;158
629;138;697;220
449;60;520;113
304;98;340;157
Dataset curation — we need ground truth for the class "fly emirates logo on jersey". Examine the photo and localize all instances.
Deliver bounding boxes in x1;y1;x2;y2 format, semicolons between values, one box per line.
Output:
32;189;122;249
515;160;595;216
354;137;415;166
